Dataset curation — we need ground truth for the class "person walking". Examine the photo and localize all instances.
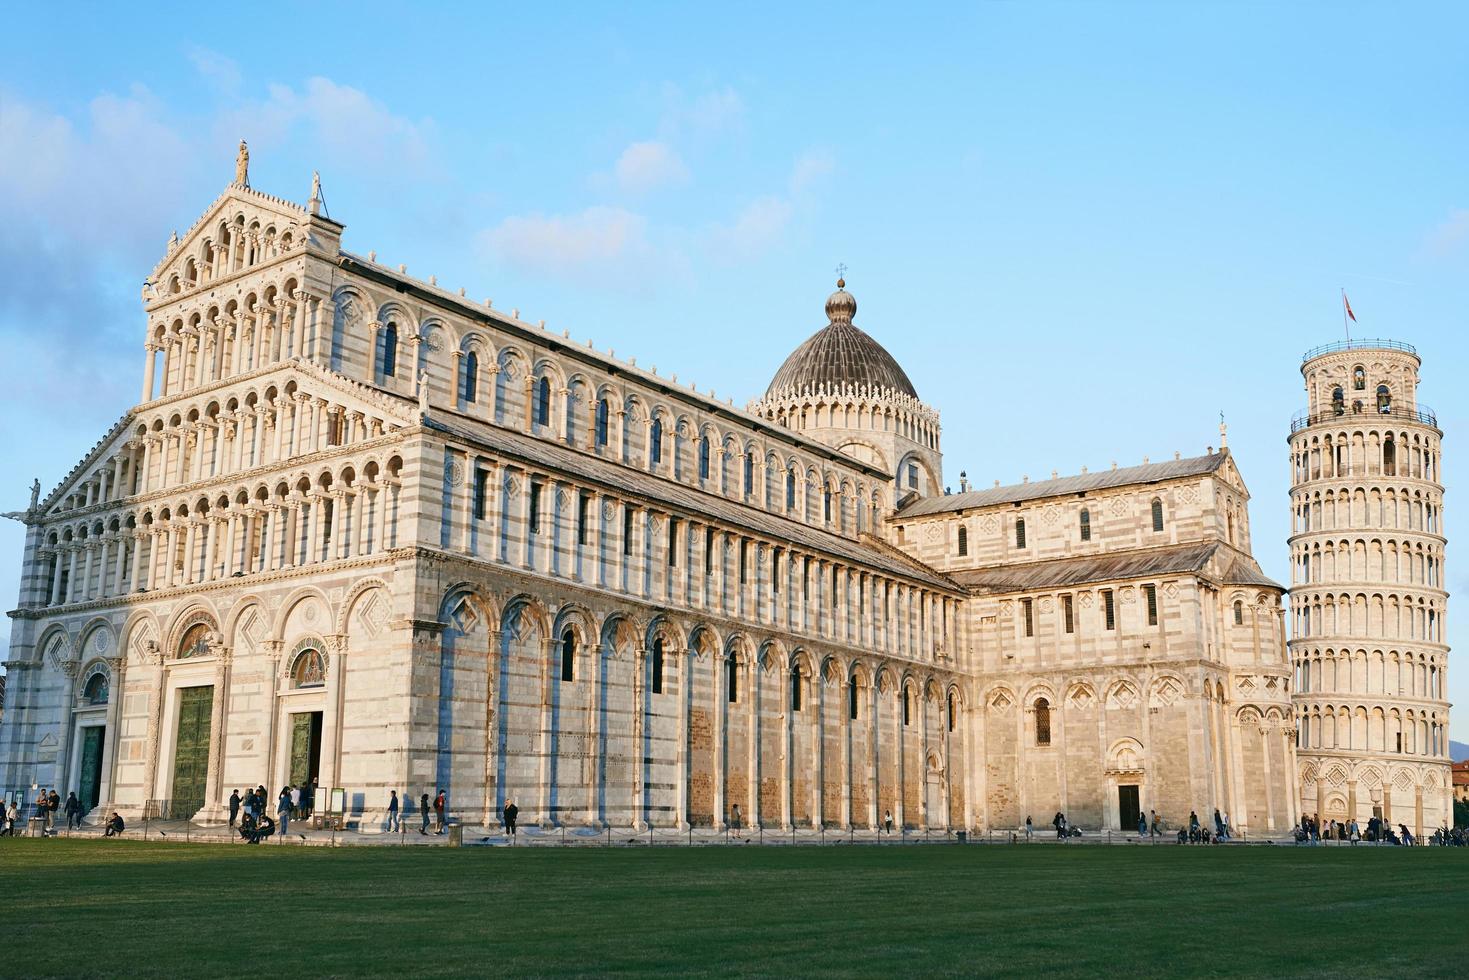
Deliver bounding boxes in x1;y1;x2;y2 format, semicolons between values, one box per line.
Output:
1024;815;1033;841
1150;810;1161;840
290;785;302;820
277;788;292;835
1;800;16;836
228;790;241;828
387;791;400;833
729;803;743;840
503;799;518;839
1053;811;1065;840
883;810;894;835
1213;808;1225;840
433;790;446;834
419;792;431;835
1138;810;1148;837
64;792;82;830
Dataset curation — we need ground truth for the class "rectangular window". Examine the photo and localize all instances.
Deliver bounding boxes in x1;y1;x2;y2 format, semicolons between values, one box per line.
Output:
790;670;802;712
1063;594;1075;634
1015;518;1026;549
772;549;781;594
667;517;678;566
907;463;918;489
651;646;664;695
473;468;488;521
623;506;635;555
1144;584;1158;626
727;657;738;703
528;482;542;534
1102;589;1116;630
743;457;753;495
1022;598;1034;637
803;558;810;599
849;679;859;720
576;493;589;545
704;527;715;574
739;541;748;584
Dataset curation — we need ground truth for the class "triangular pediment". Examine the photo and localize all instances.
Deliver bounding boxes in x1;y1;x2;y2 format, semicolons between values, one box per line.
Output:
144;183;313;303
39;413;136;518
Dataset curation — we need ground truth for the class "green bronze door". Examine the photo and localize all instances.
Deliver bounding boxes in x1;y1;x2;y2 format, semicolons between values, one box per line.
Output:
79;726;105;811
289;712;324;788
171;686;214;819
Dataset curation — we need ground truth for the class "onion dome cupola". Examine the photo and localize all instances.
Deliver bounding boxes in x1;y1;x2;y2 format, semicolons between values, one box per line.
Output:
751;277;943;503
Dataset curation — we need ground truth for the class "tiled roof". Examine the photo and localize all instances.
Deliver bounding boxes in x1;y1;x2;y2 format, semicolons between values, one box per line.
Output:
766;319;918;400
948;541;1282;595
896;453;1228;518
424;415;962;593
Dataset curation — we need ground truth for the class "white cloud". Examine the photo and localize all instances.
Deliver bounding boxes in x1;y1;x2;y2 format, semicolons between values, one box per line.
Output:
657;83;745;139
482;206;653;274
187;45;242;95
614;140;689;194
1424;208;1469;256
709;196;793;257
789;150;835;195
214;76;438;176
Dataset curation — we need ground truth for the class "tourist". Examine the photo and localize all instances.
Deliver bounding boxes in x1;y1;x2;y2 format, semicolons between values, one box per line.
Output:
1024;815;1033;840
48;789;61;827
305;778;318;819
504;799;519;838
434;789;447;834
253;814;275;844
1053;811;1066;840
730;803;743;840
64;792;82;830
238;811;256;842
387;790;400;833
104;812;125;837
290;784;302;820
1222;812;1232;841
1138;810;1147;836
228;789;241;827
1;800;16;836
884;810;894;834
1213;808;1226;841
419;792;431;835
277;788;292;835
1349;819;1361;844
1150;810;1161;839
1399;823;1414;847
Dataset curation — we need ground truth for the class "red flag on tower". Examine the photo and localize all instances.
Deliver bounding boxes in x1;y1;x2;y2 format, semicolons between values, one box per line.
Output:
1343;292;1357;322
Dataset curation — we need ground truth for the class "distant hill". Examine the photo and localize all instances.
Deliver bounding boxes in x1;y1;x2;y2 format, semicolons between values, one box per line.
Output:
1453;740;1469;762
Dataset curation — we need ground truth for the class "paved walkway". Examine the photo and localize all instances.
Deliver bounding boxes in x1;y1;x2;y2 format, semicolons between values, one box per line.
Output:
17;820;1299;848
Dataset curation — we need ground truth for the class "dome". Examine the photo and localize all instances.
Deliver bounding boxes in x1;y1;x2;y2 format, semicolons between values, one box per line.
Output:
765;280;918;400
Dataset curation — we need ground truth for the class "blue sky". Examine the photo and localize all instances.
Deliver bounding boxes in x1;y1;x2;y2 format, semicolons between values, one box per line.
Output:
1;2;1465;741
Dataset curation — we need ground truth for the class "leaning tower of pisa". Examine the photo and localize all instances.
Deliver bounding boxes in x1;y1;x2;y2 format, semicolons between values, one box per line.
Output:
1288;340;1452;837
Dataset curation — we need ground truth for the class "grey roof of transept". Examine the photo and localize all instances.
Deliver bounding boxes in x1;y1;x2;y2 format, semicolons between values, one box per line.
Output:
895;453;1229;518
948;540;1282;594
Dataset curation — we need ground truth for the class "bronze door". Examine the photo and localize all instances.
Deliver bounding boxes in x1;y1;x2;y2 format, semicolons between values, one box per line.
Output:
1118;784;1141;830
170;686;214;819
79;726;105;811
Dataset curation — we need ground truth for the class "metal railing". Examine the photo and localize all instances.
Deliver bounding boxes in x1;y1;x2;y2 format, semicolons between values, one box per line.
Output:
1290;402;1438;433
1301;339;1418;362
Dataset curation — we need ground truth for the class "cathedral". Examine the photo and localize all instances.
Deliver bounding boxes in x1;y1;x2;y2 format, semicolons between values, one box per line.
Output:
0;147;1445;838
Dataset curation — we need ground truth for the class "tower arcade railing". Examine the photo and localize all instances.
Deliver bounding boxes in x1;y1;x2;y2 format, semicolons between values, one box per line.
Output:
1291;403;1438;434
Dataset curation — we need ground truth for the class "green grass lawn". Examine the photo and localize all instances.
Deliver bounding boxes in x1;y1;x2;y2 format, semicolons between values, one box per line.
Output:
1;839;1465;978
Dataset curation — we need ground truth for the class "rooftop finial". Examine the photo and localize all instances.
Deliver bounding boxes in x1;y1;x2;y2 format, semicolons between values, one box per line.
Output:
1219;410;1228;449
309;171;324;216
835;262;847;289
235;139;249;187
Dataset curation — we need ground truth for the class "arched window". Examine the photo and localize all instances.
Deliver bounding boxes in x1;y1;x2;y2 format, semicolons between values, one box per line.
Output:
1151;498;1164;532
848;677;859;719
790;663;802;712
1233;600;1244;625
462;351;478;403
902;687;912;726
535;377;551;427
1079;508;1091;542
1353;365;1366;390
786;472;796;510
1015;518;1026;549
727;655;739;703
957;525;968;556
1035;698;1051;745
560;628;576;683
382;322;398;377
291;648;326;688
823;489;832;522
178;622;212;659
83;672;109;705
947;692;956;732
650;637;664;694
595;399;609;447
1383;436;1396;476
1332;386;1345;416
649;418;663;464
1377;385;1391;413
743;456;754;496
698;436;710;480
